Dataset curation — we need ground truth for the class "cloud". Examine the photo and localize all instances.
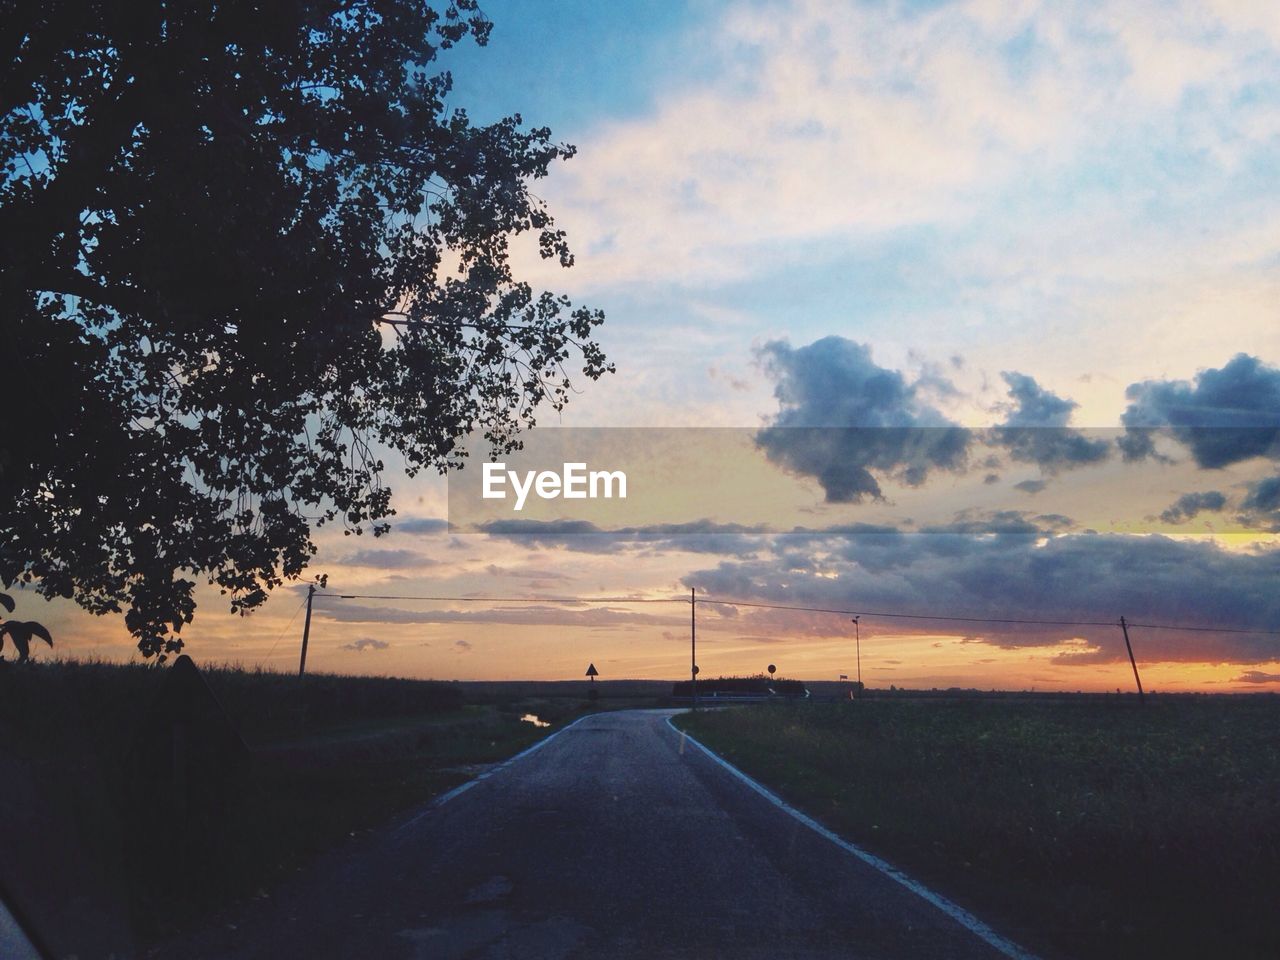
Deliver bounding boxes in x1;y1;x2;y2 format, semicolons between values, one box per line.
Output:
472;519;614;553
1014;479;1047;495
1234;670;1280;684
1121;354;1280;467
991;372;1110;471
754;337;970;501
475;518;768;557
1240;474;1280;530
524;0;1280;294
920;510;1076;536
338;549;437;569
684;532;1280;663
395;518;449;535
1242;475;1280;512
484;564;571;581
999;372;1079;427
339;638;390;652
1159;490;1228;523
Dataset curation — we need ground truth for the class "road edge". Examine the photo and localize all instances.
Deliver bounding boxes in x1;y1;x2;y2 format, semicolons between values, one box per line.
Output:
664;714;1041;960
394;712;598;835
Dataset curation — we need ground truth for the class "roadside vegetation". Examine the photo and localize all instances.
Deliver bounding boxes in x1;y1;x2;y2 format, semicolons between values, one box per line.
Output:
0;659;640;952
675;696;1280;960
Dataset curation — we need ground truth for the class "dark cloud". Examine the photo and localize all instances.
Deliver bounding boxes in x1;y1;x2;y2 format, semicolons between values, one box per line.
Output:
474;519;614;554
1235;670;1280;684
998;372;1077;426
1159;491;1227;524
754;337;970;501
617;522;772;558
920;510;1075;536
339;638;390;652
1035;513;1075;529
990;373;1110;471
338;549;437;569
1121;354;1280;468
479;518;604;537
1242;475;1280;513
1014;479;1047;495
787;522;903;536
475;518;767;557
395;518;450;535
685;533;1280;664
1240;475;1280;531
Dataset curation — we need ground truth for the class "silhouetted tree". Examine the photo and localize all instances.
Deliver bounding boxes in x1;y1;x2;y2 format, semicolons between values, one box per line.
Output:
1;1;609;656
0;592;52;661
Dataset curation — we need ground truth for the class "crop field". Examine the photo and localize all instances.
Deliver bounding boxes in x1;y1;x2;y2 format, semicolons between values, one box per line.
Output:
675;696;1280;960
0;659;628;952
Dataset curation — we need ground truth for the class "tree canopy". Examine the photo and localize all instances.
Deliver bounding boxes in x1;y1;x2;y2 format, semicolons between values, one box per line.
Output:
0;0;610;657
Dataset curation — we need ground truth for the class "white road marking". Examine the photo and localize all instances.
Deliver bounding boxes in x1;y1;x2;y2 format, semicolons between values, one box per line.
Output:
395;713;597;835
664;715;1040;960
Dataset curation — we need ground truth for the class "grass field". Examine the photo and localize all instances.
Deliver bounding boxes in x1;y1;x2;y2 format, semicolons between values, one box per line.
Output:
675;696;1280;960
0;659;636;953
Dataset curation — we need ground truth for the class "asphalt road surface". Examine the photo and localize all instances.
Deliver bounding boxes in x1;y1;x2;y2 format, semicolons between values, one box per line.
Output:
161;709;1029;960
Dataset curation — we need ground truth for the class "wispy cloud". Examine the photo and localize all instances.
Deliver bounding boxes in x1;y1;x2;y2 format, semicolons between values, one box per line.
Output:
339;638;390;652
337;549;439;570
531;0;1280;292
1235;669;1280;684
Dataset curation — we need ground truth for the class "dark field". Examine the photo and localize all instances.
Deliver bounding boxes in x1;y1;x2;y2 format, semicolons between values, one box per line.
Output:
675;696;1280;960
0;660;659;955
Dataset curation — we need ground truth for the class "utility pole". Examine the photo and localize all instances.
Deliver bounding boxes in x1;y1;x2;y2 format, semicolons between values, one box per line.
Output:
691;587;698;711
851;616;861;698
299;584;315;677
1119;616;1145;705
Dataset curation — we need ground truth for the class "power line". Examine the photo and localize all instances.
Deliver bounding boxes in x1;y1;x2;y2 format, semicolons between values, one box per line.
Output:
315;593;682;604
1124;621;1280;636
262;597;308;661
699;599;1280;637
309;591;1280;637
695;598;1119;629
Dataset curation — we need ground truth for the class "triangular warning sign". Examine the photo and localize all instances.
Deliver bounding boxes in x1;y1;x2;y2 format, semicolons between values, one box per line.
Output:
585;662;599;677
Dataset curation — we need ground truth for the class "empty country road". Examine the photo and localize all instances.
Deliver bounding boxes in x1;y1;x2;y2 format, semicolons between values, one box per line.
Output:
161;709;1032;960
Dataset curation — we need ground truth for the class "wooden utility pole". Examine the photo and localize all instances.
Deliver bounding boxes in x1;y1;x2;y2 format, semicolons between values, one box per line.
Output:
1119;616;1145;704
298;584;315;676
852;615;861;698
691;587;698;711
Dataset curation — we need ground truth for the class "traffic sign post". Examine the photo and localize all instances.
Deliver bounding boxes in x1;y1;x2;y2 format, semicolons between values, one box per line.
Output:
586;662;599;700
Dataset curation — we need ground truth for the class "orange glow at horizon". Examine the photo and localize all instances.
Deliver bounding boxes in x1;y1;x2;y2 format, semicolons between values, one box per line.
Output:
33;594;1280;696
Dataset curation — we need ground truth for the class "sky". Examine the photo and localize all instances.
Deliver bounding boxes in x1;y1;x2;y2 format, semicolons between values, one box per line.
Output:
30;0;1280;691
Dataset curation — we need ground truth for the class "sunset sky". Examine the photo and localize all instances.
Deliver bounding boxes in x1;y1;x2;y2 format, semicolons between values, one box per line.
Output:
31;0;1280;691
